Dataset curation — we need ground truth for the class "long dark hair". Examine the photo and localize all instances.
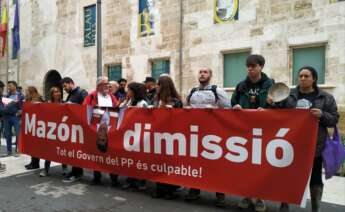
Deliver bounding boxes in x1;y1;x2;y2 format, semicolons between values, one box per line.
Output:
156;75;181;104
298;66;319;90
127;82;146;106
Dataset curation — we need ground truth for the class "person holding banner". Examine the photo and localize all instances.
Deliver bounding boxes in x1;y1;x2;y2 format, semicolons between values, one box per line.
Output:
83;76;120;186
61;77;88;183
120;82;148;190
152;74;183;199
231;54;274;212
23;86;44;170
268;66;339;212
40;87;68;177
185;68;230;207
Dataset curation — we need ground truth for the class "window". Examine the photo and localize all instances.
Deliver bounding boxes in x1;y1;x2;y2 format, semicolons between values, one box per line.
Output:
108;65;122;81
139;0;156;37
292;46;325;85
329;0;345;3
223;51;250;87
84;5;96;47
214;0;239;23
151;60;170;80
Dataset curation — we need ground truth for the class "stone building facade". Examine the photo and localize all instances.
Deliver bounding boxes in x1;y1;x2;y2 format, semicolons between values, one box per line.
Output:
0;0;344;130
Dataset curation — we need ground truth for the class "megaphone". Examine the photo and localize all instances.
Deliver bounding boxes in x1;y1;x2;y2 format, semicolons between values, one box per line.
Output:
268;82;290;103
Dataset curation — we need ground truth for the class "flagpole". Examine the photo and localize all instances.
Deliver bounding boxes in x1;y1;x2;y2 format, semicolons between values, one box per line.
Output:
16;0;19;83
5;0;9;84
96;0;102;78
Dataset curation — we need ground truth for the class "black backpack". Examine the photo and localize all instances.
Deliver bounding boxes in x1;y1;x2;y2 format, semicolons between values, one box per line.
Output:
187;85;219;104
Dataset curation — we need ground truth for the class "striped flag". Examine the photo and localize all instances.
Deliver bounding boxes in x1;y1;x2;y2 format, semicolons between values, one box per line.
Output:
0;0;8;57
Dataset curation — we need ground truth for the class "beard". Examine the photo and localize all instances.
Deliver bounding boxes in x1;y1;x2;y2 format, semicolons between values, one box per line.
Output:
199;77;210;85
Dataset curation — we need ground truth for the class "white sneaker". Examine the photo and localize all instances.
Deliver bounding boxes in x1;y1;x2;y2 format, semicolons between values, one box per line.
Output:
254;199;266;212
62;176;80;183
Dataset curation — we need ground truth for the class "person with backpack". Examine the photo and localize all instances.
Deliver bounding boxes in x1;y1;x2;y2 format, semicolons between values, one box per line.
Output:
231;54;274;212
185;68;230;207
187;69;230;109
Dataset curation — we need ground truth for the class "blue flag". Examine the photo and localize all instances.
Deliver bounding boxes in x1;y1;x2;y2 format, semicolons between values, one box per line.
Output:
12;0;19;59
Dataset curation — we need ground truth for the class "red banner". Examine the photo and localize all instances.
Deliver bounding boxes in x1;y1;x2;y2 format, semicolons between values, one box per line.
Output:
19;103;318;205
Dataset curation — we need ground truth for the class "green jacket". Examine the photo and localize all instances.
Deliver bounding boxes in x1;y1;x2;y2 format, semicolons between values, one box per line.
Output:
231;73;274;109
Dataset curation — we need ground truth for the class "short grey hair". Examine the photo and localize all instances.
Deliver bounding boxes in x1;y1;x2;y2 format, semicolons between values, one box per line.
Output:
109;80;118;86
96;76;109;86
199;67;212;76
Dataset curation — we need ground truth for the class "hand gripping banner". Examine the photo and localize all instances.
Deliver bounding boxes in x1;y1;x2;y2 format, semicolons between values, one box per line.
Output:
19;103;318;205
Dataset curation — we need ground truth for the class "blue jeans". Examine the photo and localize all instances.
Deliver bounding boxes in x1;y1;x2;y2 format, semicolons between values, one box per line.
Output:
4;116;20;153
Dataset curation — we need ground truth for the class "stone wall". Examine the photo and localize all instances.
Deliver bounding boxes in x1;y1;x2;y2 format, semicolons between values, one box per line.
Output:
0;0;344;133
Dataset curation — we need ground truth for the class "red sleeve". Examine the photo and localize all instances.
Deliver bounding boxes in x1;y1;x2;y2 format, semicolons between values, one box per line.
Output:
111;95;119;107
82;95;91;106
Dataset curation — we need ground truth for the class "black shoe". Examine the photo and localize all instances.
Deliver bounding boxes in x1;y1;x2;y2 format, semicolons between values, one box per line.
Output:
25;163;32;169
26;164;40;170
279;202;289;212
184;190;200;201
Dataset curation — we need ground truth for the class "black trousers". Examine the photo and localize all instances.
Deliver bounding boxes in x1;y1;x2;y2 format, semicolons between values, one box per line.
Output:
310;156;323;187
93;171;118;182
31;157;40;166
156;183;179;195
71;167;83;177
189;188;224;198
44;161;67;172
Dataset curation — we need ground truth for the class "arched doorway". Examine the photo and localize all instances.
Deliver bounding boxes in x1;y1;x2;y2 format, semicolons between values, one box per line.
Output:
43;70;62;101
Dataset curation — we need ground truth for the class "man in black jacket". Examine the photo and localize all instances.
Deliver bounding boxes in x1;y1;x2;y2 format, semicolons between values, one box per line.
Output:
61;77;88;183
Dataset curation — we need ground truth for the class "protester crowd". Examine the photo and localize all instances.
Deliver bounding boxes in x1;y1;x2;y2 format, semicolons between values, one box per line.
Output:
0;54;339;212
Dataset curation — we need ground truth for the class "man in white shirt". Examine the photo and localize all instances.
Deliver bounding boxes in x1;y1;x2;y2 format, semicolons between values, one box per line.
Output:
185;68;230;207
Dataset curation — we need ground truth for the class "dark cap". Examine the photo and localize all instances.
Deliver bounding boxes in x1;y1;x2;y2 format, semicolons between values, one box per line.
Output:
143;77;156;83
0;80;4;88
